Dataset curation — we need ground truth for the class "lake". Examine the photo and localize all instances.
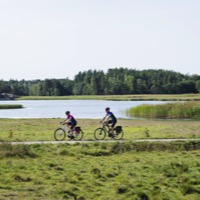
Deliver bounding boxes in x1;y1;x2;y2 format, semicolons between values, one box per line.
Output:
0;100;164;119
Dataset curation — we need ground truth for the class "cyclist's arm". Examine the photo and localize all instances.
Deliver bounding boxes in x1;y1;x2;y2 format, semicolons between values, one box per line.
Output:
60;118;69;124
101;115;106;122
101;115;109;123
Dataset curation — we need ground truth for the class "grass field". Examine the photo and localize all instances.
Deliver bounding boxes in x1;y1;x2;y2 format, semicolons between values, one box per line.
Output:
0;118;200;199
0;141;200;200
1;118;200;142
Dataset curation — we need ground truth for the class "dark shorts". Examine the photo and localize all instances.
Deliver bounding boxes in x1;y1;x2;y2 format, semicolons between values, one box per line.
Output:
108;119;117;128
68;121;77;129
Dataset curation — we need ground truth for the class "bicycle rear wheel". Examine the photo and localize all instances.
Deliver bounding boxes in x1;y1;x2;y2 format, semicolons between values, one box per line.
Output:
94;128;106;140
73;129;84;141
113;129;124;140
54;128;66;141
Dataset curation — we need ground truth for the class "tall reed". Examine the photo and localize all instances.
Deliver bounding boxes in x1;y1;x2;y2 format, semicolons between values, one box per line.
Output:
126;101;200;119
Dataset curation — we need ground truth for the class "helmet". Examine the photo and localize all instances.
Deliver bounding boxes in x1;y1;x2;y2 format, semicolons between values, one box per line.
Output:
105;107;110;111
65;111;70;115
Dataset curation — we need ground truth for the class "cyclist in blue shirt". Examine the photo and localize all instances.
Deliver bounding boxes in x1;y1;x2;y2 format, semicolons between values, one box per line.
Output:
101;107;117;136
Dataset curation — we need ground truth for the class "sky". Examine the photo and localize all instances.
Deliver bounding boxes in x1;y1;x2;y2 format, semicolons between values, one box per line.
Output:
0;0;200;81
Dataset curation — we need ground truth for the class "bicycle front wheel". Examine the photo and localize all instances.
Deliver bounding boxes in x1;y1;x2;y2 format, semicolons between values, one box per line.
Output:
114;129;124;140
73;129;84;141
54;128;66;141
94;128;106;140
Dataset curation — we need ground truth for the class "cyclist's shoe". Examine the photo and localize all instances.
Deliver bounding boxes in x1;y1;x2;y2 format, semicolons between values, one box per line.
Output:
108;133;114;138
68;134;74;139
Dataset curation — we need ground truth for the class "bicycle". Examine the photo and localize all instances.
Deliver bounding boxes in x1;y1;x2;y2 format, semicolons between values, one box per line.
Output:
94;122;124;140
54;124;84;141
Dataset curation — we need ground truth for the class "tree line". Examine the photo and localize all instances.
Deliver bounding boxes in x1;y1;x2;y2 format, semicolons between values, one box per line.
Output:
1;68;200;96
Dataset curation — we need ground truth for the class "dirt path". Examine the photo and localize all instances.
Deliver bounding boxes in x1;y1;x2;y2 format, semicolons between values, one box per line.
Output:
1;138;200;145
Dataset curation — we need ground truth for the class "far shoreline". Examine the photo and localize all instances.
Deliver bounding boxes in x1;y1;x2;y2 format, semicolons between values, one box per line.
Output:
16;94;200;101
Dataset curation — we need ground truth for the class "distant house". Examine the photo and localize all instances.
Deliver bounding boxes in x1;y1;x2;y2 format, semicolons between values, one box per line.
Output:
0;93;17;100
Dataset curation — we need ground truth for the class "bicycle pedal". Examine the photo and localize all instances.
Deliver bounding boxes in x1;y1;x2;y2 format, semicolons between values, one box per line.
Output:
108;133;114;137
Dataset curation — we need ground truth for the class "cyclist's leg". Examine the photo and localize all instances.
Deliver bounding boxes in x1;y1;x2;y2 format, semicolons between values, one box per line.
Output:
110;120;117;136
71;121;77;134
67;122;72;133
107;120;114;136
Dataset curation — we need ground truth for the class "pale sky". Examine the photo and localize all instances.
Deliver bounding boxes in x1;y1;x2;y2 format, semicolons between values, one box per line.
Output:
0;0;200;81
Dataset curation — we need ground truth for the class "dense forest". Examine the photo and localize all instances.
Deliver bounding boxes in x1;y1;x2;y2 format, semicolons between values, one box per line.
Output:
1;68;200;96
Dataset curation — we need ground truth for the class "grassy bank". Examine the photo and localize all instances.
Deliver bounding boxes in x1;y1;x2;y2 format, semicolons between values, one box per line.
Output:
17;93;200;101
0;104;23;109
126;101;200;119
1;118;200;142
0;142;200;199
1;117;200;199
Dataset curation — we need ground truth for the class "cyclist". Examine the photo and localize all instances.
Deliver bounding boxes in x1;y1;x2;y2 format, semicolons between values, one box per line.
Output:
61;111;77;133
101;107;117;136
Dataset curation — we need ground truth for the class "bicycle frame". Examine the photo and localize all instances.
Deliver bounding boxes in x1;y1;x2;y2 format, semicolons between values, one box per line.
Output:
61;124;78;134
101;123;111;133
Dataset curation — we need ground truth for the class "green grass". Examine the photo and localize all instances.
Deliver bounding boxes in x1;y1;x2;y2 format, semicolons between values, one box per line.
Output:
0;142;200;199
0;104;23;109
17;93;200;101
1;118;200;142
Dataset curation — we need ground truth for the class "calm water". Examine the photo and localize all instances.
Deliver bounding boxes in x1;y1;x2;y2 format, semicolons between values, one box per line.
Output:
0;100;163;119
